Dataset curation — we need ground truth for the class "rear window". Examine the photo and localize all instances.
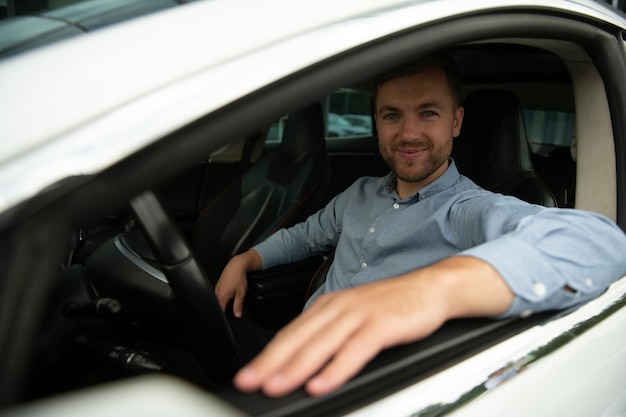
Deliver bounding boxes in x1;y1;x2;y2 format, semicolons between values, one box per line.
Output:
266;88;373;144
524;109;575;151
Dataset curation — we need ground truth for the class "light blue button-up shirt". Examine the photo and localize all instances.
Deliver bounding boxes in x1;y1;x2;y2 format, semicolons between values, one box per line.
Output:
253;161;626;318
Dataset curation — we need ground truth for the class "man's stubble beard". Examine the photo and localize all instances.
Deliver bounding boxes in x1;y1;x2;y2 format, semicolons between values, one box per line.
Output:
382;142;452;184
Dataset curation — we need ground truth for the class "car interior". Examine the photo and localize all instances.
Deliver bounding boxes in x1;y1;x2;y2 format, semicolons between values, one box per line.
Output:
4;10;625;415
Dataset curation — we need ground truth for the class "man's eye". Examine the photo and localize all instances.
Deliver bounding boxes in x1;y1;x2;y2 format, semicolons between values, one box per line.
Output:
422;111;437;117
383;113;398;121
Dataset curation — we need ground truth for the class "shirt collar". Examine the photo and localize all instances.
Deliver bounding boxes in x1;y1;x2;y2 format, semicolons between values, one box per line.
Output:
383;159;462;201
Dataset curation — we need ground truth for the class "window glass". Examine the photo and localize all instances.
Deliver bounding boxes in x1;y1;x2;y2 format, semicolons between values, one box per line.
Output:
266;115;288;144
524;110;575;152
325;88;373;138
266;88;373;145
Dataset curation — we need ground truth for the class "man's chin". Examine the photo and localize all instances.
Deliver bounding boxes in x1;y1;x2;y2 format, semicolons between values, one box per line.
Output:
393;161;448;184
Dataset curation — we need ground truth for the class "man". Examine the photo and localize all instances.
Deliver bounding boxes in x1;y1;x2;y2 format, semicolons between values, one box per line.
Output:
215;54;626;397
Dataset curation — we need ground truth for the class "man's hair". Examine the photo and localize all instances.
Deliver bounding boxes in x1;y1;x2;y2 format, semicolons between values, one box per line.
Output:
374;53;461;107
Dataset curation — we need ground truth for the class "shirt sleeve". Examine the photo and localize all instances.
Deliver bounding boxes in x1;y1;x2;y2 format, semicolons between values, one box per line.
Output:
460;206;626;318
252;191;344;269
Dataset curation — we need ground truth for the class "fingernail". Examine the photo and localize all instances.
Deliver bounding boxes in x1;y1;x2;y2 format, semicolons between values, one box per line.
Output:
268;373;284;386
236;366;255;380
264;373;287;396
307;376;330;396
234;367;257;390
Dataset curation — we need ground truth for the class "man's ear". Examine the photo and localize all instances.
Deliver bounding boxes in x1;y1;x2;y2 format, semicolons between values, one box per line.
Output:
452;105;464;137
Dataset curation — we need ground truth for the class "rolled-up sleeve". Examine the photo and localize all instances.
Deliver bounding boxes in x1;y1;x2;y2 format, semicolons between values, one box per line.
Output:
462;208;626;318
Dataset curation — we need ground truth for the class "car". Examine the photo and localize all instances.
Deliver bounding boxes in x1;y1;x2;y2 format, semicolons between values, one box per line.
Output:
1;0;626;416
327;112;371;137
341;114;373;131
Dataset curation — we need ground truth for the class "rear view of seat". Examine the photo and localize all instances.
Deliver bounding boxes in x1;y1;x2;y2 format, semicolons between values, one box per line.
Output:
192;102;331;283
452;89;557;207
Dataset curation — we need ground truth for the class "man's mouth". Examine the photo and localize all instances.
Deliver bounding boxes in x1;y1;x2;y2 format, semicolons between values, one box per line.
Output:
396;147;427;159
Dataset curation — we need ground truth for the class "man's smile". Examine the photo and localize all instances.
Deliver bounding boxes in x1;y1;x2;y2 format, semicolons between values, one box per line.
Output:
396;146;428;159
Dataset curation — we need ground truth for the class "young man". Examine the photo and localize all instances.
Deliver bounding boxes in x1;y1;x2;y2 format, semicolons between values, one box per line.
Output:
215;54;626;397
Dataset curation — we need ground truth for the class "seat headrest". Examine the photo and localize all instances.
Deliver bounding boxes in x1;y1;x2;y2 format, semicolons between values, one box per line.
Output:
452;89;534;192
279;102;326;163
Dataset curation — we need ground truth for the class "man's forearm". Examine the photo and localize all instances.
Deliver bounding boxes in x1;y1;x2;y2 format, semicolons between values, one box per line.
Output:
231;249;264;273
416;255;514;319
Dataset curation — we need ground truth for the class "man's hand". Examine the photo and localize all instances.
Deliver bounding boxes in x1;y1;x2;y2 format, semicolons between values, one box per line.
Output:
214;250;263;318
233;256;514;397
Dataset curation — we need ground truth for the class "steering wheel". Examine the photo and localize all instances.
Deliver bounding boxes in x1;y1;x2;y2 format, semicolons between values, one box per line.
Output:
129;190;239;381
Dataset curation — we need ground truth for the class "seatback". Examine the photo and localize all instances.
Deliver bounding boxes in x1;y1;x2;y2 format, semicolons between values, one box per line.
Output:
192;102;331;283
452;89;557;207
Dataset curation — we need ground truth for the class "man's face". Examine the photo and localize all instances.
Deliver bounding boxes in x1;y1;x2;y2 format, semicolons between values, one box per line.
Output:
375;68;464;192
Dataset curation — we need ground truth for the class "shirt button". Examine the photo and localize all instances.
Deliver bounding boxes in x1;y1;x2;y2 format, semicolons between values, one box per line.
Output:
533;283;547;298
361;262;368;269
519;309;533;318
584;278;593;288
369;227;376;234
393;203;400;209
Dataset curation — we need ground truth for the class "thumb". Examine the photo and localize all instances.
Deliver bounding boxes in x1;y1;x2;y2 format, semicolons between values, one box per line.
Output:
215;284;230;312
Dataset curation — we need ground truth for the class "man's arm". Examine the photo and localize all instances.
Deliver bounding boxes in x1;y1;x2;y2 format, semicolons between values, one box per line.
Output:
215;249;263;317
234;255;513;397
459;207;626;318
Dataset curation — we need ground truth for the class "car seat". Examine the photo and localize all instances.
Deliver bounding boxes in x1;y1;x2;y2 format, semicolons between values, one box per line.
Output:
192;101;331;283
452;89;557;207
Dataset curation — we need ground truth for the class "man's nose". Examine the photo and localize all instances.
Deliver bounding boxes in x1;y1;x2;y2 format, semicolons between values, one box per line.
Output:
400;115;421;139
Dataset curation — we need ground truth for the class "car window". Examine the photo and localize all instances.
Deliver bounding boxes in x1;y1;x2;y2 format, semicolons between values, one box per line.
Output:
266;88;373;144
325;88;373;138
524;109;575;154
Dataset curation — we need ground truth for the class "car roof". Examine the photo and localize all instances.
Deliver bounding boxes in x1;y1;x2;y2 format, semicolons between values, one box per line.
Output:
0;0;623;216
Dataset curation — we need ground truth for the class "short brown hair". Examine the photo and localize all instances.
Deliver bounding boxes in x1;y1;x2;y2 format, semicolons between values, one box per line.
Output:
374;53;461;107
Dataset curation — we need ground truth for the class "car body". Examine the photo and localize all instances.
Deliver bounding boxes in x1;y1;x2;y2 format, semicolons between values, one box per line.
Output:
1;0;626;416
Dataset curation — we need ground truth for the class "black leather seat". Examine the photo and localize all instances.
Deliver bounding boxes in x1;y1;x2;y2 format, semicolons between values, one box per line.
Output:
452;89;557;207
192;102;331;283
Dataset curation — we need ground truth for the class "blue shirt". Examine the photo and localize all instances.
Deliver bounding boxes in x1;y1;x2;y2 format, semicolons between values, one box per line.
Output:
253;161;626;318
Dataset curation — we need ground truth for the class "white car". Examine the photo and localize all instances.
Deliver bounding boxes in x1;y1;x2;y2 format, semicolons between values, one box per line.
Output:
1;1;626;416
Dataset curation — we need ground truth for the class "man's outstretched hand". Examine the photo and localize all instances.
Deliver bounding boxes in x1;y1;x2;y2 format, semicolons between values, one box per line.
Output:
233;256;514;397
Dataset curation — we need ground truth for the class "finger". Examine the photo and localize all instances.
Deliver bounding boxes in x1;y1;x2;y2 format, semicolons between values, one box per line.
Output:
234;296;349;393
234;319;330;392
232;287;245;318
259;306;367;397
305;327;383;396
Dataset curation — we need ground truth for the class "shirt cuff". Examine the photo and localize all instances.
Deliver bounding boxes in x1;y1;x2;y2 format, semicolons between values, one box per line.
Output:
461;236;580;318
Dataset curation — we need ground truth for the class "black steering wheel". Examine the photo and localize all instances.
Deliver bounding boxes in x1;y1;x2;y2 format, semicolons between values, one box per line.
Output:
129;190;239;380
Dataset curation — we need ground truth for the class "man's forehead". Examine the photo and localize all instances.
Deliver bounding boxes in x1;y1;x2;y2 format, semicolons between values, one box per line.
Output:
375;70;453;107
379;69;446;90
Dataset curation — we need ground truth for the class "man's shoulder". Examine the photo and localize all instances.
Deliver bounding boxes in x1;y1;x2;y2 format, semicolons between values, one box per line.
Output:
345;175;388;191
456;173;486;191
